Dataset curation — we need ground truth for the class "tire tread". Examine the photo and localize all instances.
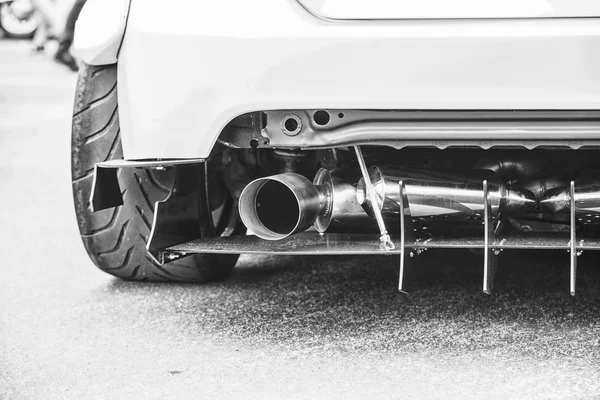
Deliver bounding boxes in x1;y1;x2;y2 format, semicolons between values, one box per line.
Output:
71;63;239;282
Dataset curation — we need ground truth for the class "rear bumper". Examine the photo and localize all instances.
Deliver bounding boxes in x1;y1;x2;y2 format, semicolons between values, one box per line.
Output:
117;0;600;159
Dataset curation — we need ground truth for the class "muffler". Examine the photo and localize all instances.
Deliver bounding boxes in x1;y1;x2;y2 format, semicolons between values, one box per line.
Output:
356;166;536;221
239;169;371;240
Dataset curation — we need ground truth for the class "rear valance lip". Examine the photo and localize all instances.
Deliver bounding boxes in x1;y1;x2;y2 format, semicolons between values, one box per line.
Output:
296;0;600;21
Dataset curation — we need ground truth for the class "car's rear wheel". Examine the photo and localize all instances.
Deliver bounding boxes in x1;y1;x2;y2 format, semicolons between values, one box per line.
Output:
71;63;242;282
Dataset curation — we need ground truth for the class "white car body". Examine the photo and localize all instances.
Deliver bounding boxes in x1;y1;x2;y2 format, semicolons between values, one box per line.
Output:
75;0;600;160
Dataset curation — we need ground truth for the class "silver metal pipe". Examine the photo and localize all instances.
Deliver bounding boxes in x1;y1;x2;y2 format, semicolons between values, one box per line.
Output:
239;173;326;240
474;154;556;182
512;176;568;201
313;168;378;233
239;169;370;240
353;146;394;250
539;169;600;215
240;166;537;241
356;166;536;220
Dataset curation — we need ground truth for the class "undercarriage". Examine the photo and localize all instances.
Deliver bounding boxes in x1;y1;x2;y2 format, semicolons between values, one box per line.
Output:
89;109;600;295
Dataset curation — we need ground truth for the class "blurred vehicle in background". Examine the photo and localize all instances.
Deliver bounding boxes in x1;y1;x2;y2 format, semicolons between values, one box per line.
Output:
0;0;37;38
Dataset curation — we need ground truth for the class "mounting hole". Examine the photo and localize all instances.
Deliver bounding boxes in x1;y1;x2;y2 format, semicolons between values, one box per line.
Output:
250;139;259;148
337;112;344;119
281;114;302;136
284;118;298;132
313;110;330;126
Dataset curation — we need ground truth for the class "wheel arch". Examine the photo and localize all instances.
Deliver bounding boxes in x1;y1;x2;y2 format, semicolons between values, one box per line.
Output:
73;0;132;66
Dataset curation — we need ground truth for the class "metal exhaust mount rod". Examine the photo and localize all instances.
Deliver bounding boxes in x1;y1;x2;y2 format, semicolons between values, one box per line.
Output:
353;146;395;251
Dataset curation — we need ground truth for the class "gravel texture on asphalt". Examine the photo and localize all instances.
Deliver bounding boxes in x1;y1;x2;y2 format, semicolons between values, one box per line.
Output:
104;251;600;360
1;40;600;399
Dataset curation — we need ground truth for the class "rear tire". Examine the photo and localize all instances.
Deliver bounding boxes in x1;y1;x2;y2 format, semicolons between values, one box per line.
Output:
71;63;241;282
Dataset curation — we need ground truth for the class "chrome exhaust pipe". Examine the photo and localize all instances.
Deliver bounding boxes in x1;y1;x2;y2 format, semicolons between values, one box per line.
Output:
239;169;371;240
313;168;379;233
240;166;537;241
539;169;600;214
239;173;324;240
356;166;536;220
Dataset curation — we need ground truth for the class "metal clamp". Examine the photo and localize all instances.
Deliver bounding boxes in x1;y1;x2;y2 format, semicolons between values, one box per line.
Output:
353;146;395;251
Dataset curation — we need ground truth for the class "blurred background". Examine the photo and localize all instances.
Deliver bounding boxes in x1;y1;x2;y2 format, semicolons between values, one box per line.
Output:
1;0;81;71
1;3;600;398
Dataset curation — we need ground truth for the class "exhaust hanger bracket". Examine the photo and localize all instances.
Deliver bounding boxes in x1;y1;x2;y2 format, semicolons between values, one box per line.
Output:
353;146;395;251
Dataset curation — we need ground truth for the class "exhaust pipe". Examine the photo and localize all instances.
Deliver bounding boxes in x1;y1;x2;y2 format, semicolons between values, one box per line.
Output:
356;166;536;220
239;169;371;240
313;168;379;233
239;173;323;240
539;169;600;214
240;166;536;241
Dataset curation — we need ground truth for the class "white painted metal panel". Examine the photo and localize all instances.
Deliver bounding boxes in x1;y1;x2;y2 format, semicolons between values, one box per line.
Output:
297;0;600;20
73;0;130;65
116;0;600;159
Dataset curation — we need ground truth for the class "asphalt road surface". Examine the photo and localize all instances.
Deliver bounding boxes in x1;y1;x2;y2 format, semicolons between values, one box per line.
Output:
1;40;600;399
